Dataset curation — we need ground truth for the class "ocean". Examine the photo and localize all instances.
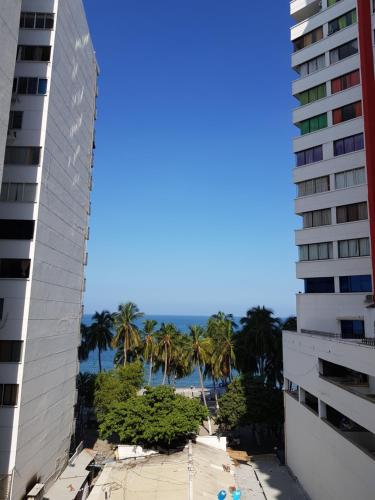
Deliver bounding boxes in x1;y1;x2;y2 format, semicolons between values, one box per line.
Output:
80;314;236;388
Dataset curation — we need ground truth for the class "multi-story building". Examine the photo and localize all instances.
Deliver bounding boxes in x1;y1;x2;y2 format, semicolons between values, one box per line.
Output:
0;1;98;499
283;1;375;499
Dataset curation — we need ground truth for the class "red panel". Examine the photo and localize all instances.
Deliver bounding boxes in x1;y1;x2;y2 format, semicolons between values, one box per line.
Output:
357;0;375;285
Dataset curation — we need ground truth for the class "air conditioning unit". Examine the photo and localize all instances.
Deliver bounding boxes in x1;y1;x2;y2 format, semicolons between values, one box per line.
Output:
364;294;374;304
26;483;45;500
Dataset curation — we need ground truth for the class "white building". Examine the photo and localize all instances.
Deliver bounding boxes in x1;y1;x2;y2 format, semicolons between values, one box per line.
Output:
283;1;375;499
0;1;98;499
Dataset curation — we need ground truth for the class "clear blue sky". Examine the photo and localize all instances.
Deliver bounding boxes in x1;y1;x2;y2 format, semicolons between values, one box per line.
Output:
83;0;300;318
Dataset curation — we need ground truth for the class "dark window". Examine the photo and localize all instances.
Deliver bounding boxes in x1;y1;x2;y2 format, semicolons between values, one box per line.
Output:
296;145;323;167
341;320;365;339
331;70;360;94
0;183;37;203
0;298;3;320
333;101;362;124
20;12;54;30
293;26;323;52
17;45;51;62
0;259;31;279
336;202;368;223
8;111;23;130
0;341;22;362
302;208;331;228
304;391;319;414
0;384;18;406
14;77;47;95
339;275;372;293
5;147;40;165
328;9;357;36
334;133;364;156
305;277;335;293
0;220;34;240
330;39;358;64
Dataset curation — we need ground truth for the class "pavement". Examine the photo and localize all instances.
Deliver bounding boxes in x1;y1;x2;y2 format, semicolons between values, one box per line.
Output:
234;455;309;500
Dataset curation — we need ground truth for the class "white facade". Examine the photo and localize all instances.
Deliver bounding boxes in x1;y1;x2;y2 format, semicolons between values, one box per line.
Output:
0;1;97;499
284;1;375;499
0;1;22;184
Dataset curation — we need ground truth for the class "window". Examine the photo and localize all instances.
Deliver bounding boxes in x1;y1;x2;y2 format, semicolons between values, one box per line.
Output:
0;183;37;203
13;77;48;95
336;202;368;223
340;275;372;292
8;111;23;130
296;54;325;78
304;390;319;414
298;113;327;135
328;0;342;5
328;9;357;36
20;11;54;29
293;27;323;52
0;298;3;320
299;242;333;261
0;384;18;406
297;83;326;106
335;167;365;189
4;147;40;165
340;320;365;338
0;220;34;240
305;277;335;293
0;259;31;279
0;341;22;362
333;101;362;124
297;176;330;197
330;39;358;64
296;145;323;167
17;45;51;62
338;238;370;258
302;208;331;228
331;70;360;94
334;133;364;156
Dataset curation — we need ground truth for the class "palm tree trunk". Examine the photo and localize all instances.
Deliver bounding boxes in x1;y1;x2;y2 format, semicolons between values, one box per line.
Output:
198;363;212;435
98;347;102;372
213;379;219;410
162;349;168;385
148;353;153;386
124;331;127;366
229;359;232;381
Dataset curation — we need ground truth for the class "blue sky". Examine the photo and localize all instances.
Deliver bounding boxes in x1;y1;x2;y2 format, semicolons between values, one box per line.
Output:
83;0;300;317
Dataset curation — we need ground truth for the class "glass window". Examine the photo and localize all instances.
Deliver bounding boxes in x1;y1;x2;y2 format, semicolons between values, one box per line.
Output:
4;147;40;165
297;84;326;106
335;167;365;189
341;320;364;339
302;208;331;228
340;275;372;292
0;341;22;362
331;70;360;94
297;54;325;77
0;259;31;278
0;220;34;240
334;133;364;156
17;45;51;62
330;39;358;64
294;27;323;52
305;277;335;293
20;12;54;30
298;113;327;135
0;183;37;202
339;238;370;258
296;145;323;166
0;385;18;406
8;111;23;130
336;202;368;223
299;242;333;261
297;176;329;197
333;101;362;124
328;9;357;36
38;79;48;94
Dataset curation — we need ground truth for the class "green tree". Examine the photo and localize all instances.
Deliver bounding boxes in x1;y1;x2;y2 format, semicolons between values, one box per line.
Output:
283;316;297;332
236;306;283;387
77;372;97;407
78;323;91;361
142;319;158;385
90;310;114;372
99;386;208;448
155;323;185;385
94;361;144;422
188;325;212;433
112;302;144;366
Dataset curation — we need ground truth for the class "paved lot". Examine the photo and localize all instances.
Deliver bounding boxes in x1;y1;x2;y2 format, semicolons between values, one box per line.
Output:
235;455;309;500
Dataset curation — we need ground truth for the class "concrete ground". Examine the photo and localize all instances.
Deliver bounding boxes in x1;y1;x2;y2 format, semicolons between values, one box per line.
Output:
234;455;309;500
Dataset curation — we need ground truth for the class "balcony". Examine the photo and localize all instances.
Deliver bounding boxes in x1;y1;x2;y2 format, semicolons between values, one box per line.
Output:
291;0;322;24
301;329;375;346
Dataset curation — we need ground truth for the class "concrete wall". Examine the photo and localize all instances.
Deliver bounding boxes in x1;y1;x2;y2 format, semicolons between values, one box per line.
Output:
0;1;22;183
6;1;97;498
285;394;375;500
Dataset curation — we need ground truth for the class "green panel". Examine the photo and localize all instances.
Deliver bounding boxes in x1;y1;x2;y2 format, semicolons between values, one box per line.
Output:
318;114;327;129
300;120;310;135
299;91;309;106
317;84;326;99
309;87;318;102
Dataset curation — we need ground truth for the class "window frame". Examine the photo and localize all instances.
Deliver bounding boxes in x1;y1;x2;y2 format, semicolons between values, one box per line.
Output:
20;12;55;30
0;384;18;406
0;341;23;363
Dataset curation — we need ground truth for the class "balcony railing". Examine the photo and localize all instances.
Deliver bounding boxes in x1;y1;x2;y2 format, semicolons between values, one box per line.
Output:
298;329;375;347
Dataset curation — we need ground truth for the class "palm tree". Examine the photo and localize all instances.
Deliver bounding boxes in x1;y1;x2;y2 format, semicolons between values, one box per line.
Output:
189;325;212;434
90;310;114;372
143;319;158;385
78;323;91;362
207;312;237;382
156;323;179;385
112;302;144;366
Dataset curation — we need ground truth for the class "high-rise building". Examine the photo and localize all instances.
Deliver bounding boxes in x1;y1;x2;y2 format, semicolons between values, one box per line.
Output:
0;1;98;499
283;1;375;498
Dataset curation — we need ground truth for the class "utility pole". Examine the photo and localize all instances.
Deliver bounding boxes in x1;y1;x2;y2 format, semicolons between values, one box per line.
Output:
188;440;193;500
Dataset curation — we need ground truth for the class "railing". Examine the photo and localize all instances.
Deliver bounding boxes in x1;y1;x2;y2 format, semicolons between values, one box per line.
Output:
299;329;375;347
